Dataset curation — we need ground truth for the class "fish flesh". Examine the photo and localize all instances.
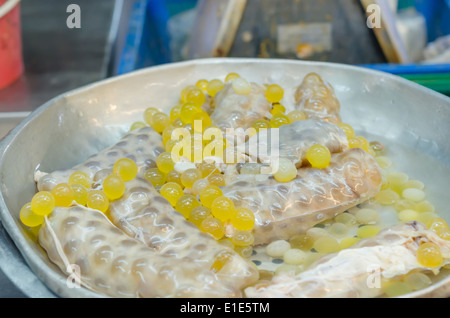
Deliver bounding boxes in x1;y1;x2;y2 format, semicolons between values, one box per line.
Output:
294;72;342;124
107;177;259;290
38;205;257;298
223;148;382;245
237;118;349;167
211;82;271;132
245;221;450;298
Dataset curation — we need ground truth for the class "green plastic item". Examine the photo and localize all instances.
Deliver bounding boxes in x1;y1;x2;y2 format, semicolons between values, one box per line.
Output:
399;73;450;96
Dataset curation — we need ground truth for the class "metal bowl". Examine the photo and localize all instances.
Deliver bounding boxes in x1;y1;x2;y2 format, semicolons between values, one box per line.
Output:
1;58;449;298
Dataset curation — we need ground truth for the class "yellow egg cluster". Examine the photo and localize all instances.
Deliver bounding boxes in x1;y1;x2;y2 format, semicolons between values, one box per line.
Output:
374;167;448;240
133;74;260;251
155;165;257;252
20;158;140;228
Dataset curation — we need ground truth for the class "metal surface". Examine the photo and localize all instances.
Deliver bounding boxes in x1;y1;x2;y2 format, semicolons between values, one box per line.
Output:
0;58;449;298
0;0;116;112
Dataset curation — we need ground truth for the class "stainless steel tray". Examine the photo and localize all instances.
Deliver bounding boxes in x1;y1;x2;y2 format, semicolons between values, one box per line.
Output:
0;58;449;298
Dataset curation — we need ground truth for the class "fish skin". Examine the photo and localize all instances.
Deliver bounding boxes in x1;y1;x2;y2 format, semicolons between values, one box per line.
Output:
38;205;252;298
35;126;164;191
294;72;342;124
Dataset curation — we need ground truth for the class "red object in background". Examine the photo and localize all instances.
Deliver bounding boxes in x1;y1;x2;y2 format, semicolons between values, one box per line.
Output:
0;0;23;90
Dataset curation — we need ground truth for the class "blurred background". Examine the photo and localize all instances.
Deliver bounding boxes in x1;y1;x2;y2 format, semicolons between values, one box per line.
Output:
0;0;449;116
0;0;449;297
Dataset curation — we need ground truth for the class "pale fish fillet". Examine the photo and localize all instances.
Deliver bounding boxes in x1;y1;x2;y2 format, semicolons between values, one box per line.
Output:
245;222;450;298
210;81;271;132
294;72;342;124
223;148;382;245
38;206;250;298
237;118;349;167
107;177;259;290
34;126;164;191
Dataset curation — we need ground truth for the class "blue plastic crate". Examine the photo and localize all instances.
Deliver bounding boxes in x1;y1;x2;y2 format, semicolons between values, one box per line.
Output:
362;0;450;95
116;0;450;95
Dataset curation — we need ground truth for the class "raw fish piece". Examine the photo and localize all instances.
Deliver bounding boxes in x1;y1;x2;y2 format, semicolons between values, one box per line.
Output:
245;222;450;298
223;148;382;245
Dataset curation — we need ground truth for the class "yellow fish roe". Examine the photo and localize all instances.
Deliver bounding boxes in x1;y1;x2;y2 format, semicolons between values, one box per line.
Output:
199;185;223;209
180;85;195;103
175;194;201;218
398;209;419;222
270;103;286;116
356;225;381;239
20;202;44;227
143;107;159;125
86;190;109;213
102;175;126;200
306;144;331;169
403;272;432;291
68;171;91;189
265;84;284;103
348;137;362;149
283;248;306;265
232;77;252;95
313;236;340;254
416;212;439;228
169;105;182;122
71;184;88;206
225;72;240;82
207;173;226;187
129;121;146;131
269;113;290;128
31;191;55;216
51;183;75;207
200;217;225;240
195;79;208;92
416;242;443;268
198;161;220;178
180;168;201;189
180;102;202;125
113;158;138;182
211;196;236;223
188;206;211;227
231;230;254;247
289;234;314;251
191;178;209;196
328;222;349;237
375;189;399;205
383;281;413;297
192;110;212;132
337;123;355;139
251;119;270;132
339;237;360;249
162;126;175;145
150;112;171;134
156;152;175;174
287;110;307;122
231;207;255;231
166;169;183;187
160;182;183;206
429;218;450;240
356;136;370;152
206;79;225;97
273;158;297;183
185;86;206;107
